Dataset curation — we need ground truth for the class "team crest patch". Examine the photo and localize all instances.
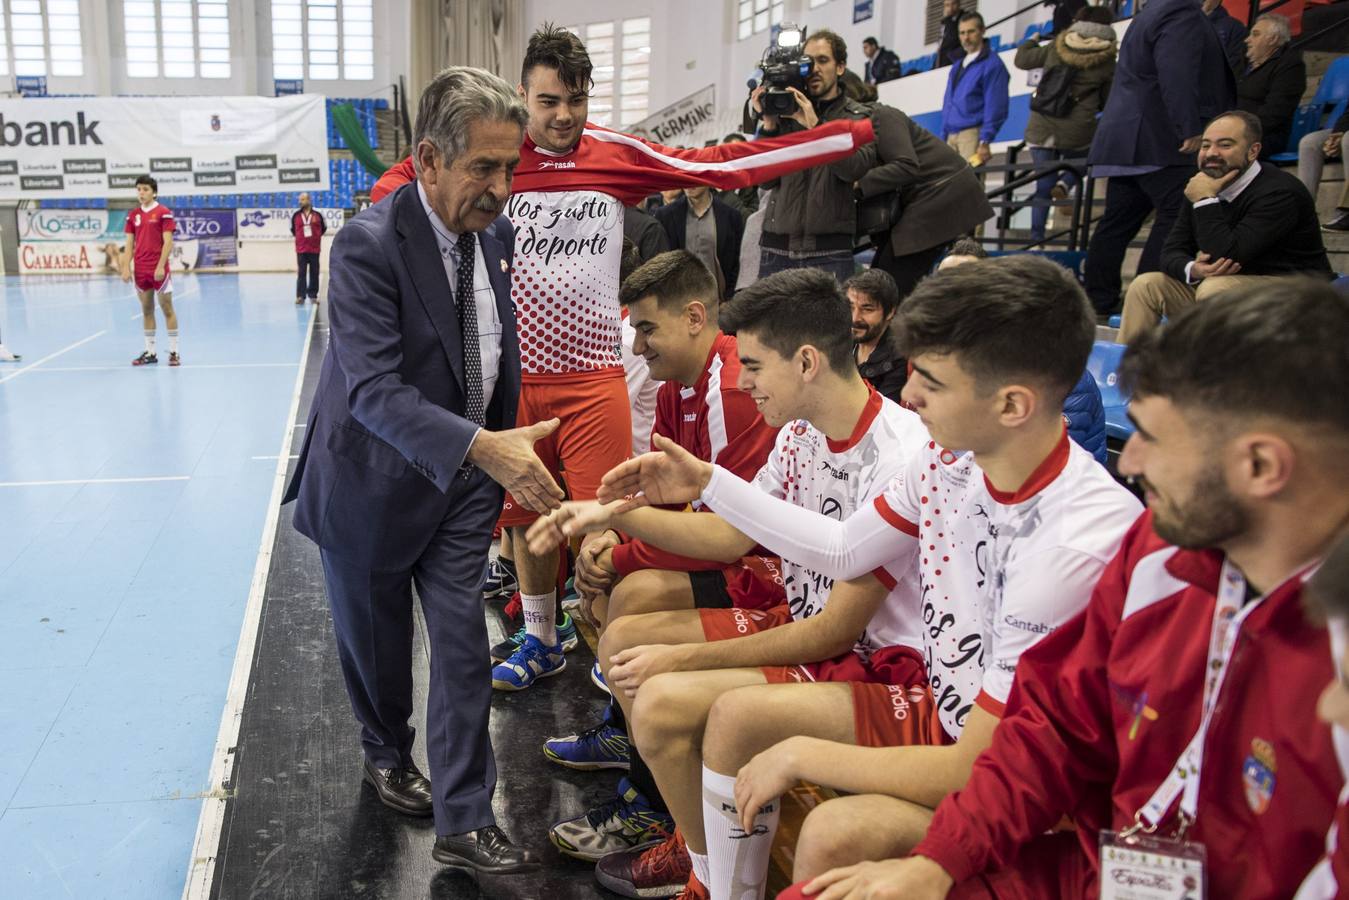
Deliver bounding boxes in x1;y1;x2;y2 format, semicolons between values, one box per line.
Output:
210;114;221;132
1242;738;1277;815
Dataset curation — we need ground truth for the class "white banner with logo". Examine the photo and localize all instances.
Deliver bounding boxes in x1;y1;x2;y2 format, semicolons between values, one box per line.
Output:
18;208;128;274
625;85;720;147
0;94;329;200
236;207;345;241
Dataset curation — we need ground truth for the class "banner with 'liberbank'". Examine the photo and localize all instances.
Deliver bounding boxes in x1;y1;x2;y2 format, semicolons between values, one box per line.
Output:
0;94;329;200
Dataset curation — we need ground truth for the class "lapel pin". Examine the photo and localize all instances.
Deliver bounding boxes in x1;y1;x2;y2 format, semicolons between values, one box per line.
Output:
499;259;508;273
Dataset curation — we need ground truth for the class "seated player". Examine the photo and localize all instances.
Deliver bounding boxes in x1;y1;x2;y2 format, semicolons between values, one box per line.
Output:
791;278;1349;899
579;255;1141;899
527;267;931;897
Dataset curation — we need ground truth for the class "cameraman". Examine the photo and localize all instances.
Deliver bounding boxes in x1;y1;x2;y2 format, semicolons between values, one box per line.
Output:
752;29;873;282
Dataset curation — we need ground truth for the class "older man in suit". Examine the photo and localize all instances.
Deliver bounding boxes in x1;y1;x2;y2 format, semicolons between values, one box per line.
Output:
284;66;563;873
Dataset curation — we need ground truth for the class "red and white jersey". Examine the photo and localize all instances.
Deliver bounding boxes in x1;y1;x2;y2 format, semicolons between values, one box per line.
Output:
755;390;928;657
874;431;1141;740
370;119;875;377
126;202;175;268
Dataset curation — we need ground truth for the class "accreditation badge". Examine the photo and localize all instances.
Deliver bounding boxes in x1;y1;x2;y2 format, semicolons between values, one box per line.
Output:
1099;831;1206;900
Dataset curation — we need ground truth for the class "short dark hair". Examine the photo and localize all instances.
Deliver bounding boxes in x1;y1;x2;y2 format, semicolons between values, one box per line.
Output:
1307;531;1349;622
863;36;878;47
719;268;855;376
522;24;593;93
620;250;718;313
806;29;848;67
897;255;1094;402
1209;109;1263;145
959;11;986;29
722;132;747;143
1076;6;1116;24
136;174;157;193
1121;278;1349;436
845;269;901;317
946;238;987;260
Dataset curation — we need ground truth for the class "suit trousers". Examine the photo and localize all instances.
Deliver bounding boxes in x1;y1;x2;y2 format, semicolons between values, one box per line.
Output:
1117;272;1287;345
1084;165;1192;315
296;252;320;300
320;465;503;836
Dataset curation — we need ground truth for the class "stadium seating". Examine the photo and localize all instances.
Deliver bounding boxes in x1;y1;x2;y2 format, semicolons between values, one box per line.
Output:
1086;340;1135;443
1270;56;1349;162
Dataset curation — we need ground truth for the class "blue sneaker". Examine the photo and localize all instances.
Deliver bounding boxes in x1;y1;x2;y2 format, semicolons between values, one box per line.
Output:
490;612;579;663
543;709;630;771
492;634;566;691
591;660;611;695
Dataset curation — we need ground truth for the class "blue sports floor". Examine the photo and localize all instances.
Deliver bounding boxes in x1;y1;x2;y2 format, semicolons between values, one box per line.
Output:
0;273;315;899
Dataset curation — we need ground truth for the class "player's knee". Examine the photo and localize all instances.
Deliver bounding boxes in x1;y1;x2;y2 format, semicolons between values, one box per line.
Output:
794;802;869;880
702;688;764;770
631;672;694;753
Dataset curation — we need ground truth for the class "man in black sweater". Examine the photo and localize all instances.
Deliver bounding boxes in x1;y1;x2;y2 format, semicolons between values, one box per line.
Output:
1117;111;1332;344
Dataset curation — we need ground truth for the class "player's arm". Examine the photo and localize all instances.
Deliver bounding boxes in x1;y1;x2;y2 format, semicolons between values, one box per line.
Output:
530;500;756;564
121;235;134;280
155;221;174;277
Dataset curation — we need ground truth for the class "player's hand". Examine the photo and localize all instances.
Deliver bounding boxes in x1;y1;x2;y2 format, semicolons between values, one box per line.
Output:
608;644;685;697
467;418;565;514
120;266;131;284
1179;134;1203;154
1325;131;1344;158
597;433;715;511
1183;168;1238;203
154;265;165;281
575;532;620;603
1191;251;1242;280
526;500;621;555
803;857;955;900
734;738;801;833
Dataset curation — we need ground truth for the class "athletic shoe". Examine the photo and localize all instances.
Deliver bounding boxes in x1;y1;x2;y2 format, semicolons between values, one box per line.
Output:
296;297;304;305
561;576;582;611
482;556;518;600
1322;210;1349;232
595;830;691;899
592;660;611;696
1050;181;1070;202
168;352;181;367
490;612;579;663
543;713;630;771
672;872;709;900
491;634;566;691
549;777;675;862
132;351;158;366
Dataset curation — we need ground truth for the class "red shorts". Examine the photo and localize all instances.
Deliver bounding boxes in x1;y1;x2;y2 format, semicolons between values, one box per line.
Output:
500;371;632;527
723;555;787;611
698;604;793;641
134;264;171;294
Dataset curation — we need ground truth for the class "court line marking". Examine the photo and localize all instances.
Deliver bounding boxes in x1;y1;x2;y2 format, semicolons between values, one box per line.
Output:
182;303;318;900
249;455;299;461
30;362;298;373
0;475;190;488
0;330;107;385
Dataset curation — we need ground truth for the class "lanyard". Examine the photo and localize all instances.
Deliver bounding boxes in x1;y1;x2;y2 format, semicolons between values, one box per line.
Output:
1134;559;1254;835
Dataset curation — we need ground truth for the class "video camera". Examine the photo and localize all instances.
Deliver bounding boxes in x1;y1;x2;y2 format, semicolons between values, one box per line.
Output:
759;24;812;117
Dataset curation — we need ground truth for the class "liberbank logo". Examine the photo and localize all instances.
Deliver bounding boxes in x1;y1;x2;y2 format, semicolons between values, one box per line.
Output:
0;112;102;146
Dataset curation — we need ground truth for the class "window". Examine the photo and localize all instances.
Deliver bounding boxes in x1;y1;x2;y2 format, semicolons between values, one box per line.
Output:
272;0;374;82
737;0;783;41
0;1;85;78
564;17;649;128
808;0;830;7
123;0;232;79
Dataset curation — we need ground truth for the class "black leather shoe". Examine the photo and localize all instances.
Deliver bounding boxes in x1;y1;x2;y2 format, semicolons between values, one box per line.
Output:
361;758;433;817
432;825;540;874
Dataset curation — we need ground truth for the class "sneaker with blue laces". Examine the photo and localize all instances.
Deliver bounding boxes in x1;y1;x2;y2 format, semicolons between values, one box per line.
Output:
591;660;611;695
549;777;674;862
543;708;630;771
490;611;579;663
491;633;567;691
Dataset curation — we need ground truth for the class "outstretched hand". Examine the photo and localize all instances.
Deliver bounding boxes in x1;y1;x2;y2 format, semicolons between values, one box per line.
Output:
467;418;564;514
525;499;623;555
596;433;715;510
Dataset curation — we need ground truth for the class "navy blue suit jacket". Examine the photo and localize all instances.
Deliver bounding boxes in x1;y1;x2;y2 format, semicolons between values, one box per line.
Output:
1088;0;1235;169
284;182;520;572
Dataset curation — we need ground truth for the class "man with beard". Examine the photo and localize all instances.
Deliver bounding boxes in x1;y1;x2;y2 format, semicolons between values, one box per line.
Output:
846;269;906;403
792;278;1349;900
1116;110;1331;345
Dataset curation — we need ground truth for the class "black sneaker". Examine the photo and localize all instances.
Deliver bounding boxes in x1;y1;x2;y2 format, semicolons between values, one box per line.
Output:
1322;210;1349;232
132;351;158;366
168;352;181;367
482;556;518;600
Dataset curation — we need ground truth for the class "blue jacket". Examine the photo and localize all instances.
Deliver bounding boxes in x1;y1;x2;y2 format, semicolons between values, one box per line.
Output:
941;42;1011;143
284;182;521;572
1063;369;1107;465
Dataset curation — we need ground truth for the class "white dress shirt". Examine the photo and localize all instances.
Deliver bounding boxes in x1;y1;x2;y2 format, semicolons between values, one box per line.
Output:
417;182;503;412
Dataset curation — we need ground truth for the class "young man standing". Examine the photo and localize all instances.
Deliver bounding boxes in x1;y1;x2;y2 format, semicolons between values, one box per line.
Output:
122;175;179;366
291;192;326;305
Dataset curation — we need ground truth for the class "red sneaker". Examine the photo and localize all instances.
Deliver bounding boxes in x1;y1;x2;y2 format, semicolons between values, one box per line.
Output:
595;830;692;899
168;352;181;367
674;871;709;900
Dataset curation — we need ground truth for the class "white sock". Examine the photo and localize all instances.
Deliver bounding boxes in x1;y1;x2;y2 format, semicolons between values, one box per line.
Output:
144;331;156;354
703;764;780;900
522;590;557;644
167;329;179;353
689;850;711;893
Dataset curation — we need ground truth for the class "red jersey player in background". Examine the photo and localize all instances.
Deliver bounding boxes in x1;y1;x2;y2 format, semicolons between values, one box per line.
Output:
122;175;179;366
371;26;876;695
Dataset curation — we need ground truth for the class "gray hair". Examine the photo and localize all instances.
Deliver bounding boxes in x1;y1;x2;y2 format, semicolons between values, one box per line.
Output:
1255;13;1292;46
412;66;528;174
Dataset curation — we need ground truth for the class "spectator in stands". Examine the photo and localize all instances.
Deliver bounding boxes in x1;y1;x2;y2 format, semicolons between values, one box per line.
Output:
861;37;901;85
736;189;768;292
936;236;987;270
753;29;876;282
842;103;993;297
938;0;965;69
1236;14;1305;159
1204;0;1249;74
654;185;744;300
840;69;878;104
1014;9;1118;242
1083;0;1235;317
623;204;671;264
1043;0;1087;36
718;133;760;216
795;278;1349;900
941;12;1011;167
290;193;326;306
1297;106;1348;201
846;269;906;403
1117;111;1332;344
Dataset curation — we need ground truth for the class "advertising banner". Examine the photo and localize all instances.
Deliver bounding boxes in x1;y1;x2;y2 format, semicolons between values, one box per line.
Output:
236;207;345;241
625;85;718;147
0;94;329;200
172;209;237;269
18;208;128;274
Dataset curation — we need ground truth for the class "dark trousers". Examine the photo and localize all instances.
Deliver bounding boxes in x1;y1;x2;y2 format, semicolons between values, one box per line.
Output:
758;246;857;283
319;467;503;836
872;240;953;300
1029;146;1083;241
297;252;320;299
1084;165;1191;315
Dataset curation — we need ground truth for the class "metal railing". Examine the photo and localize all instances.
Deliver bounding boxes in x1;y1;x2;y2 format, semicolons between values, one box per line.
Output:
974;146;1098;253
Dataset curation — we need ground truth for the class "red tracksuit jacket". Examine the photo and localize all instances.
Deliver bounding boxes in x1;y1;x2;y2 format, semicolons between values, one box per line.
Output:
914;510;1343;898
